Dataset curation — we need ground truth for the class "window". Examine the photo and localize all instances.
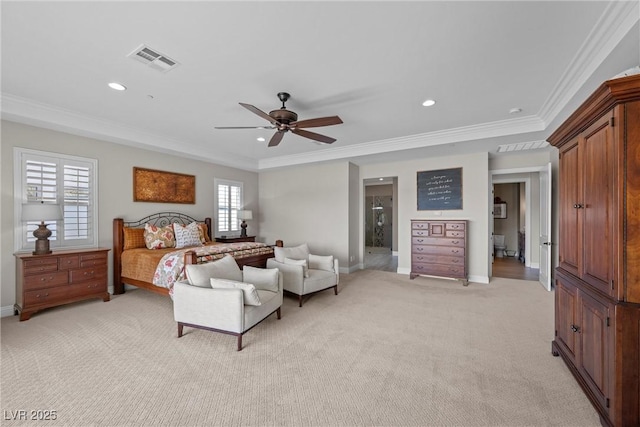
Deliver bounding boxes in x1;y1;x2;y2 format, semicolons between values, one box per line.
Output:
14;148;98;251
215;179;243;235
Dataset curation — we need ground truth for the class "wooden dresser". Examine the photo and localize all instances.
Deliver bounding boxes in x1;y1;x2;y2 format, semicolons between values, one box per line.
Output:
548;74;640;427
410;220;468;285
15;248;110;321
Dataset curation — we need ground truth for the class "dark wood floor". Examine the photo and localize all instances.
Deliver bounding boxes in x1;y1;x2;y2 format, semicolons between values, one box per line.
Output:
492;256;539;281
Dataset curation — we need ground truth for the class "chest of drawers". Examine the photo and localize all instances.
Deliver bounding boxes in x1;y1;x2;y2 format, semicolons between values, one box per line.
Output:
410;220;468;285
15;248;110;321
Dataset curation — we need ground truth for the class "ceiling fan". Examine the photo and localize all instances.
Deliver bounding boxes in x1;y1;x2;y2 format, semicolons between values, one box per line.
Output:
215;92;343;147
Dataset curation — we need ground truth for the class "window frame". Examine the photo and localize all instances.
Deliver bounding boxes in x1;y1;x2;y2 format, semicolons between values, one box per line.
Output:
14;147;99;252
214;178;244;236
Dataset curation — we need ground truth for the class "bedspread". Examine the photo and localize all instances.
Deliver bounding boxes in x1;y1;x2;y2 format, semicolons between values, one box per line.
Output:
153;242;274;289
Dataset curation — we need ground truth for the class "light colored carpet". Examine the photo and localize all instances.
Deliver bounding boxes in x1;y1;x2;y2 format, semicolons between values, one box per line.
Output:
1;270;600;426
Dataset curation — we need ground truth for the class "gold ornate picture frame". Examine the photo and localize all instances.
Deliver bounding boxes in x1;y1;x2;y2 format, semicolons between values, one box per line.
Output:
133;167;195;204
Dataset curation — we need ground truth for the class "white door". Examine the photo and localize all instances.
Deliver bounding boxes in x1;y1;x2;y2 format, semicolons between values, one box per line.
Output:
539;162;552;291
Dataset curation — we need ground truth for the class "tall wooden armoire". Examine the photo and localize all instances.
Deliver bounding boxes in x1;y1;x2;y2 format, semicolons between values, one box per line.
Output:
548;73;640;426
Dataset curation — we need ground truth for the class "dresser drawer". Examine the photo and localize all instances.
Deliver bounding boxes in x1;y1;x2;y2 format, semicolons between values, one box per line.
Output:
24;282;104;306
412;254;465;265
58;255;80;270
69;266;107;284
23;257;58;269
412;245;465;256
412;262;466;278
24;263;58;275
446;222;466;230
412;237;465;247
445;230;465;238
80;252;107;268
23;271;68;290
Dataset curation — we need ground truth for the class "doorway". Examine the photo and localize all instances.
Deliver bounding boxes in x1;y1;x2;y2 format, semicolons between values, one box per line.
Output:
363;177;398;272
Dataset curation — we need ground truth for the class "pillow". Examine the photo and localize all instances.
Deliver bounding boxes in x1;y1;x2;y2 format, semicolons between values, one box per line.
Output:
309;254;334;272
284;257;309;278
173;222;203;248
185;255;242;287
144;223;176;249
242;266;279;292
123;227;146;250
210;278;261;306
274;243;310;263
198;223;212;243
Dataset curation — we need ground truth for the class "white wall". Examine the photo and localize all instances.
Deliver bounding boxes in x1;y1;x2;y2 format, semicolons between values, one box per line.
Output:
360;151;490;283
1;120;259;315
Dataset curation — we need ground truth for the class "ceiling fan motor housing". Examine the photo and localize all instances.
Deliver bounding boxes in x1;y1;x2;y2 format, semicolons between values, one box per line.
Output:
269;108;298;125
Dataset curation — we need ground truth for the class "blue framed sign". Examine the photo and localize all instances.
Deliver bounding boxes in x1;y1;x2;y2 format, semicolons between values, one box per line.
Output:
417;167;463;210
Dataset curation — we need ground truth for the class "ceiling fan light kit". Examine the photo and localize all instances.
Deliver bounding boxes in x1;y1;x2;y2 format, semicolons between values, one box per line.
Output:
215;92;343;147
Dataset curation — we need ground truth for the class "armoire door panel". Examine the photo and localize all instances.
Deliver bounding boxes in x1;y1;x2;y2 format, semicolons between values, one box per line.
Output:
555;278;578;363
559;140;581;277
581;114;615;296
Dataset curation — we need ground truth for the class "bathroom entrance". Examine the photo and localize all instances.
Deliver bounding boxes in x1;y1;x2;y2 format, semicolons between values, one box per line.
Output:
363;177;398;272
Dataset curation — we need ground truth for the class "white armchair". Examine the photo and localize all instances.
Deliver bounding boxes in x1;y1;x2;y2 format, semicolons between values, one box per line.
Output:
266;243;339;307
173;255;283;351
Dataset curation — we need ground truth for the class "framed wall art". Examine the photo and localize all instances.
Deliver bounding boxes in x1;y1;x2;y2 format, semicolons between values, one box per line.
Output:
417;167;463;210
133;167;195;204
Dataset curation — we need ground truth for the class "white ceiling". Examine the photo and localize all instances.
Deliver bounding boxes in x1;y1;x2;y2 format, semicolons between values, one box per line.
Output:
2;1;639;171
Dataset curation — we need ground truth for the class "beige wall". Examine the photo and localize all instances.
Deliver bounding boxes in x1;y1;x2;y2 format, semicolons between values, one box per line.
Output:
1;120;259;314
360;151;490;283
258;161;351;268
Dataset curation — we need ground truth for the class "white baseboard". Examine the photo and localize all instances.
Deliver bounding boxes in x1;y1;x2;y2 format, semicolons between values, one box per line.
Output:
1;305;16;318
529;262;540;269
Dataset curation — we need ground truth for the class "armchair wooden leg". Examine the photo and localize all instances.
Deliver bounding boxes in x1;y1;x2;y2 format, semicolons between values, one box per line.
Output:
237;334;243;351
334;285;338;295
177;323;184;338
299;295;303;307
277;307;281;319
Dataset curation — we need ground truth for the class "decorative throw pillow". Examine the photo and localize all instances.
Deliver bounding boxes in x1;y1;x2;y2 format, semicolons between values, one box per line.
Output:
123;227;146;250
185;254;242;287
242;266;279;292
174;222;203;248
284;257;309;278
198;223;212;243
210;278;261;306
309;254;334;272
274;243;310;263
144;223;176;249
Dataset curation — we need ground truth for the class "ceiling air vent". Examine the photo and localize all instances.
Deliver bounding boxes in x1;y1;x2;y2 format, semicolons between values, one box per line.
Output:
127;44;179;73
497;140;549;153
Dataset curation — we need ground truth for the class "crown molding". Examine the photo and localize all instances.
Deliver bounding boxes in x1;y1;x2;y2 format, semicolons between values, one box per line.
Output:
538;0;639;127
258;115;545;170
1;93;259;171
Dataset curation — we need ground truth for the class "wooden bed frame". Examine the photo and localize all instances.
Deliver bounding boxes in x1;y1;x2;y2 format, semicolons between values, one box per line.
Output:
113;212;281;296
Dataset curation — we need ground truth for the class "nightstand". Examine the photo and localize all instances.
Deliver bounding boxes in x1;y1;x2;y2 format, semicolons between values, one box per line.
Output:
215;236;256;243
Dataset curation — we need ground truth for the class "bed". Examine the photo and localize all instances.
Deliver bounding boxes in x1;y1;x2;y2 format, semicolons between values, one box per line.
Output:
113;212;282;296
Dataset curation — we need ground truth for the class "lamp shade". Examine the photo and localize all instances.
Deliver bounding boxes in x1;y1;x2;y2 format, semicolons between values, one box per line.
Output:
21;203;63;222
237;210;253;221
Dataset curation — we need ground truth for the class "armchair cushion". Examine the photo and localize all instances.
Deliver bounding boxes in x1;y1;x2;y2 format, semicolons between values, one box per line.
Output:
274;243;309;263
242;265;279;292
185;254;242;287
210;278;262;306
284;257;309;277
309;254;335;272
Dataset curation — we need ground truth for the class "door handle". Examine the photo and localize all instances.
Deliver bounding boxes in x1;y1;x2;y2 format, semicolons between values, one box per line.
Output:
543;242;552;246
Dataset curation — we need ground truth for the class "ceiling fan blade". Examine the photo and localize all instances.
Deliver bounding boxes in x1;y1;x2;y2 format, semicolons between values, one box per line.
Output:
239;102;279;124
291;128;336;144
214;126;276;129
268;131;285;147
291;116;343;128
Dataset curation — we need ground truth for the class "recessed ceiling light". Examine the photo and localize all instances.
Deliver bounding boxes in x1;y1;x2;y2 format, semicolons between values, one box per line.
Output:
422;99;436;107
257;137;265;142
108;82;127;91
509;107;522;114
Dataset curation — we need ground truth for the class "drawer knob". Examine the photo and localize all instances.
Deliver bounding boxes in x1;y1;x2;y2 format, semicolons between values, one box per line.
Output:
570;324;580;333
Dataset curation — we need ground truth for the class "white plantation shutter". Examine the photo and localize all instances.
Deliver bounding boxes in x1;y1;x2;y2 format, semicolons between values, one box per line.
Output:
15;148;98;251
215;179;243;234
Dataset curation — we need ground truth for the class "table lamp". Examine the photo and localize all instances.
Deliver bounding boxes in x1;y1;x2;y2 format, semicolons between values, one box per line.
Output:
237;210;253;237
22;202;63;255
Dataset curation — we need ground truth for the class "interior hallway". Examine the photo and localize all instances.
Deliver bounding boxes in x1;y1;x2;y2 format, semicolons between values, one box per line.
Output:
492;256;539;281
